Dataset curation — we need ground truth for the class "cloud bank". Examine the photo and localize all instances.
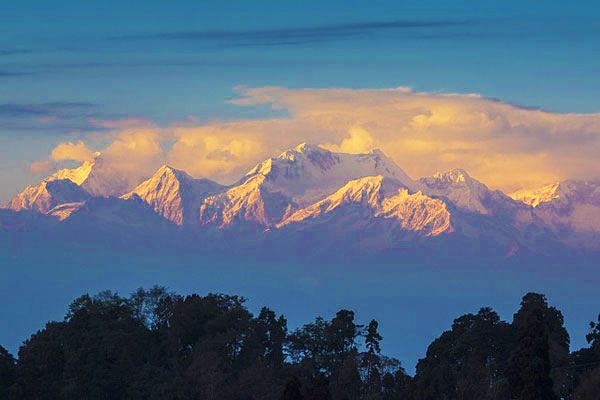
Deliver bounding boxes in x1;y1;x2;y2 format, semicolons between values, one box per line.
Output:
111;19;475;47
35;87;600;192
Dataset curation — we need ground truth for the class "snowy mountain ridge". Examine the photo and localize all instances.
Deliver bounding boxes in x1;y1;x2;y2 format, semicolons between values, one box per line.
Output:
122;165;225;226
240;142;418;206
4;143;600;255
278;175;453;237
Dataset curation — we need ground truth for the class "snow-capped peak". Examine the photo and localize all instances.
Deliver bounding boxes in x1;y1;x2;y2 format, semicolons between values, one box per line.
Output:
43;153;135;197
508;180;600;208
7;155;101;212
51;158;97;186
420;168;502;215
509;180;600;236
509;182;561;207
154;164;193;181
278;174;452;238
277;175;405;224
241;143;418;206
7;179;90;213
432;168;472;185
123;164;225;225
292;142;324;154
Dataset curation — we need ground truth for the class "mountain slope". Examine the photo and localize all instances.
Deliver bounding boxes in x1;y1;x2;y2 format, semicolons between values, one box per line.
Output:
48;153;133;197
195;143;419;230
2;143;597;257
7;179;90;213
510;182;564;208
419;169;523;216
510;180;600;210
276;175;453;251
199;174;293;230
7;153;138;213
122;165;225;225
241;143;418;206
510;181;600;245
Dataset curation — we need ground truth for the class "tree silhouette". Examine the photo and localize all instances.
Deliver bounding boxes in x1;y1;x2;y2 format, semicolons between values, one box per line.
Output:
586;313;600;349
412;307;513;399
3;288;598;399
365;320;382;355
0;345;16;399
508;305;557;399
511;292;570;398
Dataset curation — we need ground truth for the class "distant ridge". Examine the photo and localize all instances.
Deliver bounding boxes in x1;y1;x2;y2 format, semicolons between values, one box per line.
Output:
4;143;600;256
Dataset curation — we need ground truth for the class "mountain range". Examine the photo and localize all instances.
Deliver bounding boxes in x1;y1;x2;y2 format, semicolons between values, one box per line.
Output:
3;143;599;258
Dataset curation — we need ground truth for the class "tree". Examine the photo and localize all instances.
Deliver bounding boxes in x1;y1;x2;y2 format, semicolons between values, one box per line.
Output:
60;291;157;399
0;345;16;399
288;316;329;375
511;293;570;398
288;310;361;378
362;320;383;395
412;307;513;400
331;349;362;400
507;308;557;400
168;293;253;372
129;285;177;330
13;321;67;399
386;369;413;399
569;313;600;398
254;307;287;369
327;310;362;371
586;313;600;349
365;320;382;355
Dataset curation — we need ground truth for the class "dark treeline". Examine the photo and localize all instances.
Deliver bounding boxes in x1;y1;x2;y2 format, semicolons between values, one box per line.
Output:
1;288;599;399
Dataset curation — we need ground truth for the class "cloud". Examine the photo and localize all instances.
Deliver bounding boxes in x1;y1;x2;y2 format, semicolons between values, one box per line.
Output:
226;87;600;191
322;126;375;154
0;102;94;117
102;129;163;165
110;19;477;47
29;160;56;175
0;49;34;56
168;125;264;180
0;102;130;136
50;141;96;162
36;116;60;124
89;118;152;130
84;125;166;181
0;71;32;77
40;87;600;192
35;124;166;190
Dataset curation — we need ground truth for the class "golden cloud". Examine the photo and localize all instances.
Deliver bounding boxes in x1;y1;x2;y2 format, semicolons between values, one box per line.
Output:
35;87;600;192
50;141;95;162
29;160;56;175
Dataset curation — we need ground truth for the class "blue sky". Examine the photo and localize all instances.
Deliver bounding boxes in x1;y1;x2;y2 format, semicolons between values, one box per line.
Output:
2;1;600;202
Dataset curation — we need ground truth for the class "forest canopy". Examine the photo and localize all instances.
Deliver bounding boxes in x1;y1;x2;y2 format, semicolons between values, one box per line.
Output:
1;288;599;399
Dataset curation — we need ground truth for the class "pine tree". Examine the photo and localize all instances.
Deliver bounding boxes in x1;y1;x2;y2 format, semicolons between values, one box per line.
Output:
363;319;383;394
365;320;382;355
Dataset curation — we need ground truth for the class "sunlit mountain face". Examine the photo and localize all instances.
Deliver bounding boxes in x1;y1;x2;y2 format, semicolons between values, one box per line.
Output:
3;143;599;260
